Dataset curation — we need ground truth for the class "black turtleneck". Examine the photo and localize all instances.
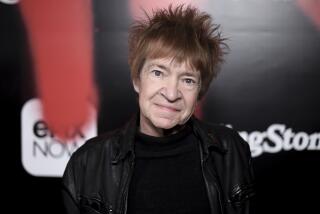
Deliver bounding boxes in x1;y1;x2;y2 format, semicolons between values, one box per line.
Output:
127;124;211;214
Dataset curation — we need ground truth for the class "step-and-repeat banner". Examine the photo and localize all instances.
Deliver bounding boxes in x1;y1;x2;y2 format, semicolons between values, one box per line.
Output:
1;0;319;213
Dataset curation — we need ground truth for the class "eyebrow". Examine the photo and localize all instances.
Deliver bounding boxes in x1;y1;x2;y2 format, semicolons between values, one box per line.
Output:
147;63;169;71
146;62;199;78
180;72;198;77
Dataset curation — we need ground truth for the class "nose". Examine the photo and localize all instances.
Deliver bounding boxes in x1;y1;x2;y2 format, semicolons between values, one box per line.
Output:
160;78;181;102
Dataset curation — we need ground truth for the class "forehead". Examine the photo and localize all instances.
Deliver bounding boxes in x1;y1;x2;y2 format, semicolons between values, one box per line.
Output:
143;58;199;74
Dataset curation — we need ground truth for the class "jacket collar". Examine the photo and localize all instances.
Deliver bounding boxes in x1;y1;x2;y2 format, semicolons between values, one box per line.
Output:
112;113;137;163
190;116;227;154
113;113;227;163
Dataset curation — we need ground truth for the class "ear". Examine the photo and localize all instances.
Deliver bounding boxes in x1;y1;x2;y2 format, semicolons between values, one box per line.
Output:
133;78;140;93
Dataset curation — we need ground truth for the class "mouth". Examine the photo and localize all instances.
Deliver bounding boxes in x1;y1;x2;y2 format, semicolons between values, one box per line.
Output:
154;104;181;112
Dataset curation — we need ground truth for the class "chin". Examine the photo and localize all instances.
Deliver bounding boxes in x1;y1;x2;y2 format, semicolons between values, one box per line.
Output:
152;117;179;130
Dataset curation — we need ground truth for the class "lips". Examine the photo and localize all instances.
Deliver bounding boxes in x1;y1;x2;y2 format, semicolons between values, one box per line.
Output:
154;103;181;112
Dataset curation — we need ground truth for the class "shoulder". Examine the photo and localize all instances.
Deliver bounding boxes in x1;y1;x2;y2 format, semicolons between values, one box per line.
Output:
196;119;250;154
205;122;238;137
208;123;245;143
66;128;122;167
214;123;250;152
62;128;123;187
61;128;123;203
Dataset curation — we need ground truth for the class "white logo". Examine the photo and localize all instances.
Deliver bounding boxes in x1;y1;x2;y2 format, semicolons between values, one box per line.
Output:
21;98;97;177
0;0;19;5
237;124;320;157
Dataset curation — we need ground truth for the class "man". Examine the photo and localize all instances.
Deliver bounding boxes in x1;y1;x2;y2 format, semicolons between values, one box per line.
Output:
62;4;255;214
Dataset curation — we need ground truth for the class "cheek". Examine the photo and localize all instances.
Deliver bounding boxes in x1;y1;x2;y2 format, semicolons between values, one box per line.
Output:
184;92;198;110
140;80;162;98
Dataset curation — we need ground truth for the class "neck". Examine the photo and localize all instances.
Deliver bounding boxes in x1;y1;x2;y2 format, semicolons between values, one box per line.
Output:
139;117;185;137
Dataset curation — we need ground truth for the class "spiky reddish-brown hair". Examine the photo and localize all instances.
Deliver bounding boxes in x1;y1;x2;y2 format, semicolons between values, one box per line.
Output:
128;4;228;99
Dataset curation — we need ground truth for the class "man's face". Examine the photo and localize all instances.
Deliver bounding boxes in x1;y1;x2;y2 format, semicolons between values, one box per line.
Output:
133;57;201;136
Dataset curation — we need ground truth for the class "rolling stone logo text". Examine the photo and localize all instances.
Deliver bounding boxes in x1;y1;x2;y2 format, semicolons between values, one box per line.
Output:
237;124;320;157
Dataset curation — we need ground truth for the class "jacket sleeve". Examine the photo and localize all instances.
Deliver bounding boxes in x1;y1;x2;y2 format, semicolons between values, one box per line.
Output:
232;131;256;214
62;184;80;214
61;157;80;214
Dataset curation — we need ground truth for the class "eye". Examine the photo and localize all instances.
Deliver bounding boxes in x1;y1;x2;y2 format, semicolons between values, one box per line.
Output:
152;70;162;77
183;78;196;85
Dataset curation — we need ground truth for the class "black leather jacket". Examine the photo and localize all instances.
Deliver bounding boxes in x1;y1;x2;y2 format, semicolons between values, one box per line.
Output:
62;115;255;214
